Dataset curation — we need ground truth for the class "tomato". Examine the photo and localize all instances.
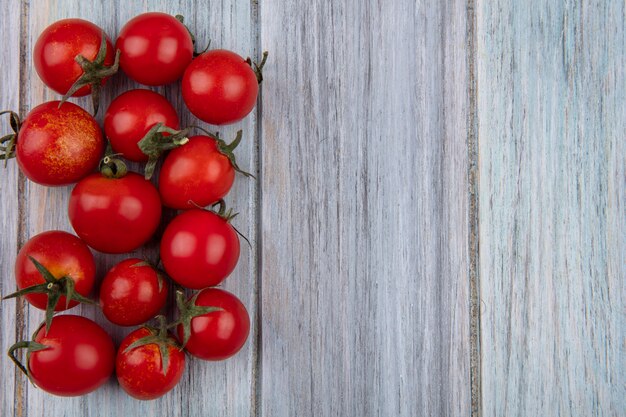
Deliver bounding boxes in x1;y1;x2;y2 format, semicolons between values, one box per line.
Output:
100;258;168;326
116;12;193;86
8;315;115;397
12;230;95;312
116;326;185;400
9;101;105;186
68;171;162;253
158;135;236;209
104;89;180;162
160;208;240;289
182;49;259;125
177;288;250;360
33;18;115;97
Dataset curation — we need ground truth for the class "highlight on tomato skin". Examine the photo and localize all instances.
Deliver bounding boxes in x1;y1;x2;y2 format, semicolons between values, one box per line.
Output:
13;101;105;186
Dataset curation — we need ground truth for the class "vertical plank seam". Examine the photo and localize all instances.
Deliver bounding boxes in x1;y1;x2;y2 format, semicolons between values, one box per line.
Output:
466;0;481;416
251;0;263;416
13;1;30;416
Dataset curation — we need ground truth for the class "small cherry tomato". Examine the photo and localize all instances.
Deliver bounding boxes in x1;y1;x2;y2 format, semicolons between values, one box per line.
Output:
12;230;95;312
104;89;180;162
160;208;240;289
116;326;185;400
177;288;250;360
8;101;105;186
68;170;162;254
182;49;259;125
158;135;237;209
100;258;168;326
8;315;115;397
33;18;116;97
116;12;193;86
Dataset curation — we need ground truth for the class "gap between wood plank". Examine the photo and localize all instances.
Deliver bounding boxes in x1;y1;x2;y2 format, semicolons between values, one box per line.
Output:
467;0;481;416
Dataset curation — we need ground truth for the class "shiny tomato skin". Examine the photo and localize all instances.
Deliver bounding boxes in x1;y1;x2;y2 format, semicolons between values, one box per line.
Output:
15;231;95;311
16;101;105;186
177;288;250;360
68;172;162;254
100;258;168;326
160;209;240;289
116;327;185;400
158;135;235;209
33;18;115;96
182;49;258;125
28;315;115;396
116;12;193;86
104;89;180;162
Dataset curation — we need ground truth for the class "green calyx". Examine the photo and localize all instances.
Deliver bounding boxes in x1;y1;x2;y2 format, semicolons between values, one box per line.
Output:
192;127;254;178
0;110;21;166
137;123;190;180
175;14;210;57
8;335;49;385
246;51;269;84
60;31;121;115
2;257;94;333
173;290;222;348
124;316;181;376
99;151;128;179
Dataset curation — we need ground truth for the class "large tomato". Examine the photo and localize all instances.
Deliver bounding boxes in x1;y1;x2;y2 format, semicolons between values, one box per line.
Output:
158;135;237;209
160;208;240;289
33;18;116;97
9;101;105;186
177;288;250;360
104;89;180;162
100;258;168;326
116;12;193;86
8;315;115;397
12;230;95;312
116;326;185;400
68;171;162;253
182;49;259;125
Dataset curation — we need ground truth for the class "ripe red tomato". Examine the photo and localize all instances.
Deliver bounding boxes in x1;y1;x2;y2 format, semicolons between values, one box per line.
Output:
33;18;115;97
68;171;162;253
13;101;105;186
13;230;95;311
104;89;180;162
9;315;115;396
116;327;185;400
100;258;168;326
182;49;258;125
160;209;240;289
116;12;193;86
177;288;250;360
158;135;235;209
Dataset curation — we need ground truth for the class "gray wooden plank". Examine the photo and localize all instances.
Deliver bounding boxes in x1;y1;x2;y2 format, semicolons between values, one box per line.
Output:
476;0;625;415
2;0;258;416
259;1;471;416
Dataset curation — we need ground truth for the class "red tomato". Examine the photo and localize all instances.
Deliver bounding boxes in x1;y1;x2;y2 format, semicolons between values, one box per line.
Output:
68;172;162;254
158;135;235;209
14;101;105;186
10;315;115;396
116;13;193;86
100;258;168;326
116;327;185;400
14;231;95;311
33;18;115;97
182;49;258;125
104;89;180;162
160;209;240;289
177;288;250;360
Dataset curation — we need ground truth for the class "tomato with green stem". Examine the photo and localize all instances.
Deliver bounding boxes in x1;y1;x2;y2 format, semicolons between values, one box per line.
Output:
8;315;115;397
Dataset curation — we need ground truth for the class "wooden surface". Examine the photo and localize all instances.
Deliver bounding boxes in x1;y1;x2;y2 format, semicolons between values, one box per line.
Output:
0;1;622;417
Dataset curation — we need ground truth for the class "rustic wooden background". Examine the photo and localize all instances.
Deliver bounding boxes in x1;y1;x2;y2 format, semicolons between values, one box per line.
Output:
0;0;623;416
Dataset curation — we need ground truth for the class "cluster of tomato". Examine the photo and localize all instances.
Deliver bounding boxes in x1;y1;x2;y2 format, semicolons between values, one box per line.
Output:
1;12;266;400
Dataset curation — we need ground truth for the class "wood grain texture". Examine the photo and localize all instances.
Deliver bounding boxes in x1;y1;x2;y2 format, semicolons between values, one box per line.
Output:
1;1;258;416
477;0;625;416
258;0;471;415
